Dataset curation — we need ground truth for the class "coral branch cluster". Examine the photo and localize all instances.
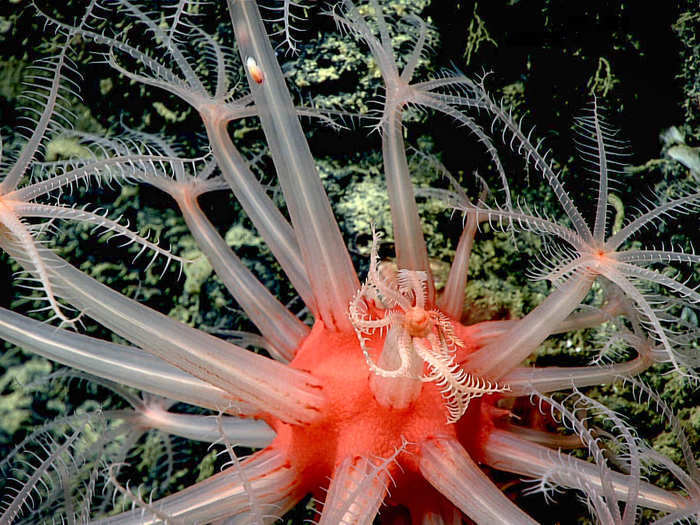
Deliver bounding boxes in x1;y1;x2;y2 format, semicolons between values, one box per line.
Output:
0;0;698;524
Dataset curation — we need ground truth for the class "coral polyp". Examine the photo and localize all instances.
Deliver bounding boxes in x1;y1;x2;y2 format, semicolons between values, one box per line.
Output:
0;0;698;524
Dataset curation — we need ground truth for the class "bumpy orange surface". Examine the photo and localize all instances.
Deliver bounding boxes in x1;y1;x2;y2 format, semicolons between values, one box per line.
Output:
266;319;505;519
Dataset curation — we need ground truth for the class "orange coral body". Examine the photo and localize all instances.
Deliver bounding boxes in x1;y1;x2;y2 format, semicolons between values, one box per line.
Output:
265;318;504;520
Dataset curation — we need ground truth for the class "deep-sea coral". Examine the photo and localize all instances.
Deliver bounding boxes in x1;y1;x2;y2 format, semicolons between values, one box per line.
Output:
0;0;698;524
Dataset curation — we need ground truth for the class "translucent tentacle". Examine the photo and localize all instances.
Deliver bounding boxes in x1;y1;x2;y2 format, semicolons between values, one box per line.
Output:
228;0;359;331
0;239;324;425
471;81;592;241
0;306;257;414
419;436;539;524
13;202;187;269
318;455;389;525
0;432;80;524
137;407;275;448
201;115;317;314
0;39;76;193
177;189;309;359
605;189;700;250
438;207;479;318
95;448;300;525
502;355;652;395
0;203;79;326
483;429;691;513
382;108;433;294
465;274;594;379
